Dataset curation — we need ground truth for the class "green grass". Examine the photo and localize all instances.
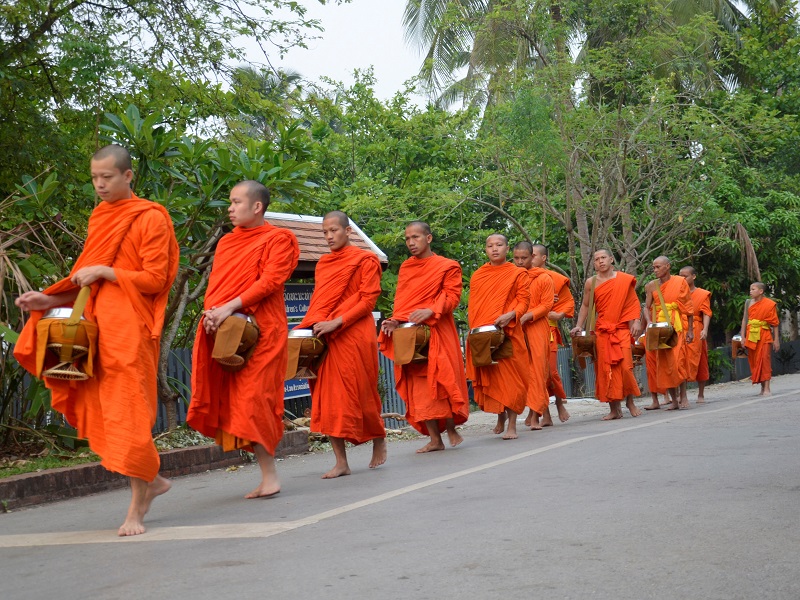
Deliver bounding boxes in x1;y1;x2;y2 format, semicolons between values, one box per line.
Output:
0;452;100;478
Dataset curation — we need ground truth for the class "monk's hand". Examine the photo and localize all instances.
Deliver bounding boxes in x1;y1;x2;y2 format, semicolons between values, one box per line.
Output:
773;339;780;352
547;311;563;321
630;319;642;338
15;291;55;312
686;330;694;343
205;305;235;331
408;308;435;323
380;319;399;336
71;265;114;287
313;317;343;337
570;325;583;337
700;329;708;341
496;311;515;328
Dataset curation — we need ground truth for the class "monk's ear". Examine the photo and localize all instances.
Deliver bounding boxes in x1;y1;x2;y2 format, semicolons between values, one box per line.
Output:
123;169;133;185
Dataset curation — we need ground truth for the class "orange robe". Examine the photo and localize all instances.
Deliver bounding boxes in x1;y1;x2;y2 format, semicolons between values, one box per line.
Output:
745;297;779;384
546;270;574;399
524;268;555;415
187;224;299;454
687;287;712;382
297;245;385;444
14;195;179;481
645;276;694;392
466;262;530;415
594;273;642;402
378;254;469;435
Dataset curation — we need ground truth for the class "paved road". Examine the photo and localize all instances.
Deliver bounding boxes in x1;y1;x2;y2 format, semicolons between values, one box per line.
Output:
1;376;799;600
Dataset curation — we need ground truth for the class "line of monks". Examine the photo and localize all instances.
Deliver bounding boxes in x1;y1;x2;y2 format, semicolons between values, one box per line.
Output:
12;145;781;537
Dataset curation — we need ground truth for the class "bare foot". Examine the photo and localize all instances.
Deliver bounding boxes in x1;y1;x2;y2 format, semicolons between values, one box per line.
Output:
626;398;642;417
530;423;543;431
416;440;445;453
447;429;464;447
696;396;706;404
665;400;681;411
369;438;387;469
321;464;351;479
540;410;554;427
245;485;280;499
602;410;623;420
679;401;690;409
118;476;171;537
493;413;507;435
502;431;518;440
644;403;661;410
556;400;570;422
523;410;533;427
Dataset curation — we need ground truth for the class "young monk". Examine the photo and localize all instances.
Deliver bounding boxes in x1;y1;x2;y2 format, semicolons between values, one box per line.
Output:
571;249;642;420
643;256;694;410
544;254;574;425
740;282;780;396
466;234;530;440
512;242;554;431
296;211;386;477
187;181;299;499
379;221;469;452
14;145;179;536
679;266;712;403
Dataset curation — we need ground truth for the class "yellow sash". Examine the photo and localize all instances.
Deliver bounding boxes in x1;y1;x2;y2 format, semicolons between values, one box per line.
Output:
656;302;683;332
747;319;769;343
547;318;557;342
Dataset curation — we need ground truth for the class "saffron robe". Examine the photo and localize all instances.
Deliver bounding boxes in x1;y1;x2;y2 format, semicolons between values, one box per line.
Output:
645;276;694;393
466;262;530;415
14;195;179;481
593;273;642;402
187;224;299;454
687;287;712;382
524;267;555;415
546;271;574;399
745;297;779;384
378;254;469;435
297;245;385;444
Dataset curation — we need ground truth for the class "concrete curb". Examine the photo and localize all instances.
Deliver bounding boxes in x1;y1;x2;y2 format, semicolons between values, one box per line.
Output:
0;430;309;511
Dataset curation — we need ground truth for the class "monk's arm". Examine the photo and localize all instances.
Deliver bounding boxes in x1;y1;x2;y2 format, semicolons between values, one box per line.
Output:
238;233;299;308
549;287;575;321
109;211;171;293
643;284;654;327
338;257;382;328
701;313;711;339
15;288;80;312
433;264;463;318
505;273;530;327
570;279;592;335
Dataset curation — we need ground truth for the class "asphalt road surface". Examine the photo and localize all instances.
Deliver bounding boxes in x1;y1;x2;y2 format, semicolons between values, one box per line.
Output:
1;375;799;600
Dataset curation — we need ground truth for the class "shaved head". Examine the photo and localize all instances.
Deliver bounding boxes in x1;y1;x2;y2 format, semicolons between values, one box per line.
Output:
323;210;350;228
234;180;270;210
654;255;671;267
595;248;614;260
488;233;508;245
513;241;533;253
751;282;766;291
531;244;548;258
680;266;696;276
407;220;431;235
92;144;132;172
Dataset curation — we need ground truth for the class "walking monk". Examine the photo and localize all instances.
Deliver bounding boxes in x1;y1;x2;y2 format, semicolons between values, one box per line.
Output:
679;266;712;403
14;145;179;536
467;234;530;439
643;256;694;410
379;222;469;452
544;256;574;425
512;242;554;431
740;282;780;396
571;250;642;420
187;181;299;499
296;211;387;477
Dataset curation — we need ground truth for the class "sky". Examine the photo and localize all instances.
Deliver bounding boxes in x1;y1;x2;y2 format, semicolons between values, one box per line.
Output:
267;0;428;102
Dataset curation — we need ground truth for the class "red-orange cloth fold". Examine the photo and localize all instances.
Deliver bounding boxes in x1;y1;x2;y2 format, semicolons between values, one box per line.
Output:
187;224;299;454
297;245;385;444
546;271;573;399
645;276;694;393
524;267;555;415
378;254;469;435
14;195;179;481
593;273;642;402
745;297;779;384
687;287;712;382
466;262;530;415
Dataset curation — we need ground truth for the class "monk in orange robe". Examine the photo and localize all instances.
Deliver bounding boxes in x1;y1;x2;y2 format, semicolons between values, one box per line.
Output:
512;242;554;431
379;221;469;452
740;282;780;395
643;256;694;410
14;145;179;536
544;263;574;425
296;211;386;478
679;266;712;403
572;250;642;420
466;234;530;440
187;181;299;499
